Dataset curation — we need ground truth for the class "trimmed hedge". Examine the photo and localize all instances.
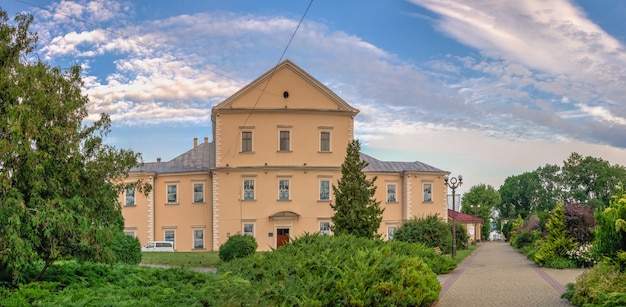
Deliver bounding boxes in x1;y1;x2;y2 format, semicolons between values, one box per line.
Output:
110;232;142;265
218;234;258;262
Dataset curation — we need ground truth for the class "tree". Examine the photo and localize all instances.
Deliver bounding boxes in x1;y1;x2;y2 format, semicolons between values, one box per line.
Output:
534;164;564;212
0;10;147;282
498;172;541;219
562;153;626;205
534;203;575;266
460;184;500;240
331;140;384;239
394;214;452;253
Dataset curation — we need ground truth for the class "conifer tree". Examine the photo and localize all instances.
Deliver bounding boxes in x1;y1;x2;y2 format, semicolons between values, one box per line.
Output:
330;140;384;239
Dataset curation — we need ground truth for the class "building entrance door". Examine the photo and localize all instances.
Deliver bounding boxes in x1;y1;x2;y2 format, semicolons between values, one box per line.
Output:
277;228;290;248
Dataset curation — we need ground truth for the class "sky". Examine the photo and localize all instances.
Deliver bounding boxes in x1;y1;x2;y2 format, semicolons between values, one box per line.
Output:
3;0;626;193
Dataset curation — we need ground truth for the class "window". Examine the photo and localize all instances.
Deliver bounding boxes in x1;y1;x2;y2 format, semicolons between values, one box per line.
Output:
164;230;175;248
279;130;290;151
243;223;254;237
319;180;330;201
320;222;331;235
193;229;204;249
243;179;255;201
278;179;290;200
124;231;136;237
320;131;331;152
193;183;204;203
423;183;432;202
125;186;135;206
387;184;397;203
241;131;253;152
167;184;177;204
387;226;397;241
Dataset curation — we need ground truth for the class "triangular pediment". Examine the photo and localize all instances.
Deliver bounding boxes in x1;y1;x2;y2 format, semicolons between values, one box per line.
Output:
213;60;358;114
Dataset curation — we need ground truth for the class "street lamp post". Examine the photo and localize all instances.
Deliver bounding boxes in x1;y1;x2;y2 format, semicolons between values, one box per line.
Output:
471;204;481;243
444;174;463;258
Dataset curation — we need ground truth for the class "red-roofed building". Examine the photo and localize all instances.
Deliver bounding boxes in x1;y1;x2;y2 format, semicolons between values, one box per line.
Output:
448;209;484;243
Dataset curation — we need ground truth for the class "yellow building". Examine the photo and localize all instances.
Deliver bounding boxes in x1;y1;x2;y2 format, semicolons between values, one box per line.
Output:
121;60;450;251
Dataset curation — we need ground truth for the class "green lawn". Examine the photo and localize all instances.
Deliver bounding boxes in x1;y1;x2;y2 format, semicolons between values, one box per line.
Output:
452;244;479;264
141;251;220;267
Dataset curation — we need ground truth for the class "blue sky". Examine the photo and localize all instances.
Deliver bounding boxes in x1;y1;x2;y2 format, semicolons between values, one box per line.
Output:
4;0;626;193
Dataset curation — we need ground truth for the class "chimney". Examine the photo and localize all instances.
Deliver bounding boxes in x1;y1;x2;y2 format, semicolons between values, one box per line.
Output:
204;137;208;144
194;137;198;148
157;157;161;163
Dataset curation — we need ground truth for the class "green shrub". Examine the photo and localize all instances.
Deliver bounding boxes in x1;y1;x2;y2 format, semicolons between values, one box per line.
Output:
544;256;577;269
218;233;445;305
593;193;626;269
219;234;258;262
568;261;626;306
534;203;575;266
110;232;142;265
451;221;468;250
1;263;259;306
394;214;452;253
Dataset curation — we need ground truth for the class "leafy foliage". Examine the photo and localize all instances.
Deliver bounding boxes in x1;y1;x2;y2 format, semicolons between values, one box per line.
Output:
562;153;626;205
1;262;258;306
593;192;626;269
394;214;452;253
498;172;541;219
461;184;500;240
566;261;626;306
110;232;142;265
534;203;575;266
563;202;595;245
218;233;449;305
331;140;384;239
218;234;258;262
451;221;468;249
0;9;148;282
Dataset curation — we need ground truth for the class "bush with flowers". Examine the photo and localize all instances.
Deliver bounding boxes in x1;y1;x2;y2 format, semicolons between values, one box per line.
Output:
566;243;597;268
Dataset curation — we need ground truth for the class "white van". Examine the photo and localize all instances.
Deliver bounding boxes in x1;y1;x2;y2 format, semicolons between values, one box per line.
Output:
141;241;175;252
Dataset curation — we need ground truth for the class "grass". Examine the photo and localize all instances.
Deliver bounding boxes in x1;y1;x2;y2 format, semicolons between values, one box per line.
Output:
452;244;479;264
141;251;220;267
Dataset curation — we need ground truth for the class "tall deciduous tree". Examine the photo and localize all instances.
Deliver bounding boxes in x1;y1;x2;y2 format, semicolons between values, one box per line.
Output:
461;184;500;240
562;153;626;206
331;140;384;239
0;10;147;282
498;172;541;219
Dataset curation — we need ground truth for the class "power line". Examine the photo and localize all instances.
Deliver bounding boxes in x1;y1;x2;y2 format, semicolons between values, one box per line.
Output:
223;0;314;159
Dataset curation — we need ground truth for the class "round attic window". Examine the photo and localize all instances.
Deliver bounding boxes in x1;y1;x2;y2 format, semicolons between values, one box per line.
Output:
283;91;289;98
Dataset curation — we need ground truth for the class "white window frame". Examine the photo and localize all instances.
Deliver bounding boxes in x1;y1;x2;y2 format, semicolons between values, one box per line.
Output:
124;230;136;237
319;179;331;201
320;131;331;152
243;178;255;201
423;183;433;202
243;223;255;237
125;186;135;206
193;229;204;250
193;183;204;203
387;226;397;241
319;221;331;235
164;230;176;248
278;178;290;201
166;184;178;204
241;130;253;153
278;130;291;152
387;184;397;203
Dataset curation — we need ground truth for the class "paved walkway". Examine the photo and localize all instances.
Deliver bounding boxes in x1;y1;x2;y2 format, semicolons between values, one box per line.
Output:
435;241;586;307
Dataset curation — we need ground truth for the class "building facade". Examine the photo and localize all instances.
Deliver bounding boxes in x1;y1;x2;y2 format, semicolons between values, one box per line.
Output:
121;60;450;251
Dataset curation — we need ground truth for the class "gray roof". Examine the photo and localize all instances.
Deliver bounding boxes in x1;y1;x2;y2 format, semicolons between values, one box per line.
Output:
360;153;445;173
130;143;443;174
131;142;214;173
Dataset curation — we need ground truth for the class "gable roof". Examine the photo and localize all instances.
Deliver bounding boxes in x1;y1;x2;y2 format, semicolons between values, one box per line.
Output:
212;59;358;115
360;152;445;173
131;142;214;173
448;209;484;223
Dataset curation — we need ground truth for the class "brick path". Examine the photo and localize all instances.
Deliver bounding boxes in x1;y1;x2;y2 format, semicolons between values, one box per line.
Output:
435;241;586;307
